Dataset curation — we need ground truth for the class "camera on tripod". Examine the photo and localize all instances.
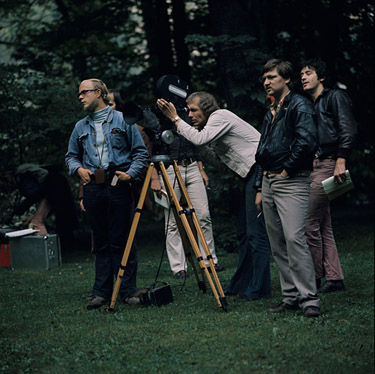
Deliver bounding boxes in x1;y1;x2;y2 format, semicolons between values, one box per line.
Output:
122;75;191;163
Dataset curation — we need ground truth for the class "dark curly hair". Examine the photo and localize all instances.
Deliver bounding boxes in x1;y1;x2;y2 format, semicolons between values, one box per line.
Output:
301;58;328;80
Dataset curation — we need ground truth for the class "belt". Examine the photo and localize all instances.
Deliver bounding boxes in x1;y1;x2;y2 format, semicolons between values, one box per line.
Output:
264;169;283;176
88;170;117;183
294;170;311;177
264;170;310;178
315;153;337;160
176;157;196;167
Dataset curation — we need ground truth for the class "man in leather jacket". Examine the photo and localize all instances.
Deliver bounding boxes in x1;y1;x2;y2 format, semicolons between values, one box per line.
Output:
301;58;357;294
255;59;321;317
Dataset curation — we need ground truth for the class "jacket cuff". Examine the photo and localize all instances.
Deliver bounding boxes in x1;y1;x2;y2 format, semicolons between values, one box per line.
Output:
253;164;263;190
337;148;351;160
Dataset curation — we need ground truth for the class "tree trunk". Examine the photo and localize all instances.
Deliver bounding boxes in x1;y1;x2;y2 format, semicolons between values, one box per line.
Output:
140;0;175;83
171;0;191;82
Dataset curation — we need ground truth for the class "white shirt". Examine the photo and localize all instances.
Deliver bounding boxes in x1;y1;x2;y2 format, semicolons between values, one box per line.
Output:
177;109;260;178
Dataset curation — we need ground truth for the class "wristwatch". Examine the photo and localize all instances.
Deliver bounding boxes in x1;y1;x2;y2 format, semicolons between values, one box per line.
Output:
172;116;180;123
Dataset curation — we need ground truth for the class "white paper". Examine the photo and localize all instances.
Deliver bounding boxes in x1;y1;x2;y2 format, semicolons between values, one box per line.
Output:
153;190;170;209
5;228;40;238
322;170;354;201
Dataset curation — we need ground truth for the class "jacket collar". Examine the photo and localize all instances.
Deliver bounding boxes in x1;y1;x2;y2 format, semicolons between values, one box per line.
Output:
85;105;114;125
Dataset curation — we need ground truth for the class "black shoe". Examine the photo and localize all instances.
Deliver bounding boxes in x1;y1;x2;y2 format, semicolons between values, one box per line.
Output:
175;270;187;279
268;302;299;313
208;264;225;273
304;306;321;317
87;295;108;310
318;280;345;294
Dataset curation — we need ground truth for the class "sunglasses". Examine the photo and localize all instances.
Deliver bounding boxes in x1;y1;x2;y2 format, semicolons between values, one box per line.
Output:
77;89;97;98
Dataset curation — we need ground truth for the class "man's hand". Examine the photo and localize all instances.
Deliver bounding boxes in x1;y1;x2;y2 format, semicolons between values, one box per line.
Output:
156;98;178;123
265;169;289;178
115;171;132;182
334;157;347;184
280;169;289;177
77;167;93;185
200;169;209;187
198;162;209;187
151;169;162;197
255;191;263;212
79;199;86;212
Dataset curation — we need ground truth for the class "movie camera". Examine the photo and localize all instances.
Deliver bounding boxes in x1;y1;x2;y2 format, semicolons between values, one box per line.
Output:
122;75;191;163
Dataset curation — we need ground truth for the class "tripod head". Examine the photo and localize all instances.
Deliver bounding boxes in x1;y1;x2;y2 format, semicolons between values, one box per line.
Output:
122;75;191;163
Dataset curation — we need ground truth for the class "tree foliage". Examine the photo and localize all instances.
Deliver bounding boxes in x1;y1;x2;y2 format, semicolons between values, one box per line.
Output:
0;0;373;225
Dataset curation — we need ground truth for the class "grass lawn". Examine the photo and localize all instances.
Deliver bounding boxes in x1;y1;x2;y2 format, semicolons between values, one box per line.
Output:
0;216;373;374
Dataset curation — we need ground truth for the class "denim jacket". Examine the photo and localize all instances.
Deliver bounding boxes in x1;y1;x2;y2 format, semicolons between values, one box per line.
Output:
65;107;149;179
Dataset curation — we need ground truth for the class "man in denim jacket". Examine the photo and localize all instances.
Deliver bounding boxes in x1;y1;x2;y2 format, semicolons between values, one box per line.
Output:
66;78;149;309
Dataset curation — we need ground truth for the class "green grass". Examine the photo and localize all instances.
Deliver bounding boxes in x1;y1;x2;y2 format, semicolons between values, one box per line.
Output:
0;219;373;374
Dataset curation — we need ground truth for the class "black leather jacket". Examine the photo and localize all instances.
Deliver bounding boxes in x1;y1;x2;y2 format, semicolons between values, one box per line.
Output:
255;92;318;183
314;88;357;159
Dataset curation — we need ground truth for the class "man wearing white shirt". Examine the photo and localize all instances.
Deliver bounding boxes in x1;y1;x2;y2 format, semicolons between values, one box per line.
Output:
157;92;271;301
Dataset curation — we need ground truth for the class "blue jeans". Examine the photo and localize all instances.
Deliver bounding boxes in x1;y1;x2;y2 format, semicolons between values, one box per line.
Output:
83;179;137;300
225;168;271;299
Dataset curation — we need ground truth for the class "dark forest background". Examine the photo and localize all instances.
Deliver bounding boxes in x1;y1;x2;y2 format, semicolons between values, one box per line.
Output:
0;0;373;231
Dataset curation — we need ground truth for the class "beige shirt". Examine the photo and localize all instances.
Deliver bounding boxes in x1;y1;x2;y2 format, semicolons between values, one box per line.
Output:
177;109;260;178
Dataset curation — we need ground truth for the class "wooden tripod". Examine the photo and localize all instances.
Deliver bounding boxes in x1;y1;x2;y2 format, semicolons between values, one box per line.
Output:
108;161;227;312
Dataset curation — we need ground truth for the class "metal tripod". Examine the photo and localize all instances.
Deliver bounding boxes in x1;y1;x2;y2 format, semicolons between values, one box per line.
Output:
108;161;227;312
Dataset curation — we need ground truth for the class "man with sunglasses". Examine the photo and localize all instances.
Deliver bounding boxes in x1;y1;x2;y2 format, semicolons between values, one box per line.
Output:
66;79;149;310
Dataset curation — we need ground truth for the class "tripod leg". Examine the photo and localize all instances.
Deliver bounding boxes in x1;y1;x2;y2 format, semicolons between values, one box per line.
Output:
159;162;225;310
168;200;207;292
172;161;227;311
108;163;154;312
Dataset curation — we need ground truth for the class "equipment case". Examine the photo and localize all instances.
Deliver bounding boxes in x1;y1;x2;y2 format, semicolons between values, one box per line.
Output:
9;234;61;270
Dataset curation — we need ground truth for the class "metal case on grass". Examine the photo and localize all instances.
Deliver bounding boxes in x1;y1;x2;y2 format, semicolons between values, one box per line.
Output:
10;235;61;270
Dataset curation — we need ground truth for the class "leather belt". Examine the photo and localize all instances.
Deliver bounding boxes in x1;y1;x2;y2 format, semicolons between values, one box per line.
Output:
294;170;311;177
264;170;310;178
177;157;196;167
315;153;337;160
264;169;283;176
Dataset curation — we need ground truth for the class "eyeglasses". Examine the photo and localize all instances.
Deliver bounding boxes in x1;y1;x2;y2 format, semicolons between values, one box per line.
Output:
77;89;97;98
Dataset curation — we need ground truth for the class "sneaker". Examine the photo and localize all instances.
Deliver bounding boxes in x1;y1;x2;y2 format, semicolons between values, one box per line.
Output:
268;302;299;313
87;295;108;310
304;306;321;317
318;280;345;294
175;270;187;279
